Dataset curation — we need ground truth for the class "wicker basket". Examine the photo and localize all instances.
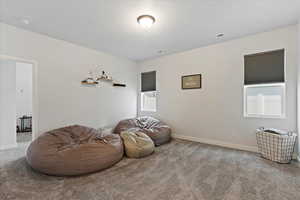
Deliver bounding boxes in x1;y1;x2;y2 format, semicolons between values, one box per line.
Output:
256;129;297;163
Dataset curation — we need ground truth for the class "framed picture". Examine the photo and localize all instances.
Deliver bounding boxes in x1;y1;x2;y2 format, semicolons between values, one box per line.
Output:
182;74;202;89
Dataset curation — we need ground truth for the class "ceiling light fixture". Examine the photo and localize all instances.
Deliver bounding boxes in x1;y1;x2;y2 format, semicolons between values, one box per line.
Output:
216;33;224;38
137;15;156;28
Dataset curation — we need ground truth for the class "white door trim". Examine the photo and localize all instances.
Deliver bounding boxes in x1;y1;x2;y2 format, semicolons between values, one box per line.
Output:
0;55;39;142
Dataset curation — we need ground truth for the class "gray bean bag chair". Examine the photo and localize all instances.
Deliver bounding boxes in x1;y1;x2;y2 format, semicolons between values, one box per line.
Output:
114;116;171;146
26;125;123;176
121;131;155;158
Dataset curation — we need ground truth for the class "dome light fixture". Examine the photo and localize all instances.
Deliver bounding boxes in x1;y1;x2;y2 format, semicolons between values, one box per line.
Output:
216;33;224;38
137;15;156;28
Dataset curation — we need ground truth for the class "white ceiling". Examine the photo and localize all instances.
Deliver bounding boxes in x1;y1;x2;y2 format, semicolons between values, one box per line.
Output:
1;0;300;61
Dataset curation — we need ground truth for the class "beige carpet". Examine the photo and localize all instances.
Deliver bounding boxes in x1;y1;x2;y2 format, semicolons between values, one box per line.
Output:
0;139;299;200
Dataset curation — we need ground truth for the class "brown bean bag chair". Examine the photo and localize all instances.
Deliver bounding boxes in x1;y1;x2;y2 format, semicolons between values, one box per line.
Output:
26;125;123;176
114;116;171;146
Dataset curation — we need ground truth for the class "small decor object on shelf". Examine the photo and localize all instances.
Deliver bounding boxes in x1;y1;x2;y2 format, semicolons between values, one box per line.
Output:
81;70;99;85
182;74;201;89
81;66;126;87
96;71;113;81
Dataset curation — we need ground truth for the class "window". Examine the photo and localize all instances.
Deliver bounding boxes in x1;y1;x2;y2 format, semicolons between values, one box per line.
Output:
244;49;285;118
244;83;285;118
141;91;157;112
141;71;156;112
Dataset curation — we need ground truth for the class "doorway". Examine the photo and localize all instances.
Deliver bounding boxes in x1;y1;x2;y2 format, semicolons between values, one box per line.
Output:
16;62;33;144
0;56;37;151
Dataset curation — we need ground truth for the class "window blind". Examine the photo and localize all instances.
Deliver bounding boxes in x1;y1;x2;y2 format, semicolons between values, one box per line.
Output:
141;71;156;92
244;49;284;85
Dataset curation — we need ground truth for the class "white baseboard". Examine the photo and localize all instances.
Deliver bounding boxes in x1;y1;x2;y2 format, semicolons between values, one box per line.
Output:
173;134;258;153
0;143;18;151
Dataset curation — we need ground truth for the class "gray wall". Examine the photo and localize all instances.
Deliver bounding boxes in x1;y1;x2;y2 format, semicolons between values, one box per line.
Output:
1;23;138;136
138;25;298;152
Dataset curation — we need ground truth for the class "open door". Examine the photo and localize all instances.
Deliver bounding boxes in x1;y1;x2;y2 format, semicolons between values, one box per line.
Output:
0;59;17;150
0;57;36;151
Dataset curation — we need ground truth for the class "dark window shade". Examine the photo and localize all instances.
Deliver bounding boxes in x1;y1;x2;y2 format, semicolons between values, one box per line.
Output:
244;49;284;85
141;71;156;92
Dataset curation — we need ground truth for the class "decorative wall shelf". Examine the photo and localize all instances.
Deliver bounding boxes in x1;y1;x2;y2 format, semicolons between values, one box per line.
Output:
81;81;99;86
81;69;126;87
113;83;126;87
96;77;113;82
81;77;99;85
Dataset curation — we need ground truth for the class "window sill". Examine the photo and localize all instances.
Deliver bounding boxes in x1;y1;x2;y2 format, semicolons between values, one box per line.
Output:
141;110;156;113
244;114;286;119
